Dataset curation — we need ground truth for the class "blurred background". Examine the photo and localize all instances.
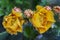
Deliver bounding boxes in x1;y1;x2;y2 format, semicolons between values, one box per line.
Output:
0;0;60;40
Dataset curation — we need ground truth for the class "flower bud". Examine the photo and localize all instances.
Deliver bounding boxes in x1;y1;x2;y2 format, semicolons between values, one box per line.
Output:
44;6;52;10
14;7;22;12
53;6;60;13
24;9;33;18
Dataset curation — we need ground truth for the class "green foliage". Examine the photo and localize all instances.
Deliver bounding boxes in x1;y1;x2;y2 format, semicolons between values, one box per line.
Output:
15;0;23;4
0;31;8;40
39;0;49;6
23;22;39;40
0;0;14;16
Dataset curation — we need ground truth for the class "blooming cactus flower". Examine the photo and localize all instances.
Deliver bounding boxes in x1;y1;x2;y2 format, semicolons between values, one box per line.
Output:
30;5;55;34
2;7;25;35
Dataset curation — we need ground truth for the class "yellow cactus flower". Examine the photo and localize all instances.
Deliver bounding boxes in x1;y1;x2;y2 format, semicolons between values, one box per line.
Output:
30;5;55;34
2;8;24;35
